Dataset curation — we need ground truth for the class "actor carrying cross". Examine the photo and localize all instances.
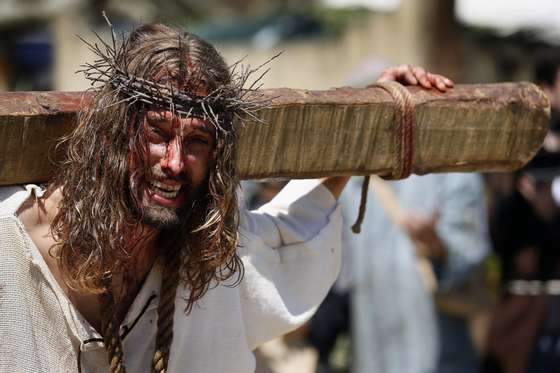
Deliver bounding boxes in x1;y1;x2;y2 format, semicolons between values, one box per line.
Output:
0;23;451;373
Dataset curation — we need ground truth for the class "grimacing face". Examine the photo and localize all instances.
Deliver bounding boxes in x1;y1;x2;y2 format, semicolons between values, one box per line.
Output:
129;108;216;229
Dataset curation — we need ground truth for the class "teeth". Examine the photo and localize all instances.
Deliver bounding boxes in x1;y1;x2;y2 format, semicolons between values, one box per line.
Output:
149;180;181;199
154;188;180;199
150;180;181;191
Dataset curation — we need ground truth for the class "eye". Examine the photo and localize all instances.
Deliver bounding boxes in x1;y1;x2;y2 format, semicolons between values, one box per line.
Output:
190;136;210;145
185;134;213;153
147;126;170;142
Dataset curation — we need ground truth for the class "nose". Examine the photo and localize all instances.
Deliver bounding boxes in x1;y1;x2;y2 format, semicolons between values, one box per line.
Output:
161;137;186;178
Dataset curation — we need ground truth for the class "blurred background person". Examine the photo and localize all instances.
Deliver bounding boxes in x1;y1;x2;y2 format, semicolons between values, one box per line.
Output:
341;172;490;373
481;49;560;373
483;150;560;373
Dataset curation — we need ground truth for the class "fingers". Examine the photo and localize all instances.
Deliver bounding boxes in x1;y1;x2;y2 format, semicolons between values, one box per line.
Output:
401;213;438;238
379;65;418;85
376;64;454;92
400;212;443;256
377;66;400;83
411;66;430;88
426;73;454;92
414;68;453;92
400;65;418;85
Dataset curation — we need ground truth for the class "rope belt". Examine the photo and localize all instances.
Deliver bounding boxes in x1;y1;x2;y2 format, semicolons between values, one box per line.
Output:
507;280;560;295
352;81;416;233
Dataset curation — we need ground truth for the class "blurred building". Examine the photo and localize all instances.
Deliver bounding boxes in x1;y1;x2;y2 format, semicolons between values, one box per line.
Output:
0;0;527;92
0;1;559;100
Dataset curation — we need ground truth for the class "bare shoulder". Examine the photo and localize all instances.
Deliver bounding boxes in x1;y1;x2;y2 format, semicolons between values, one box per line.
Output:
16;191;44;231
16;187;61;259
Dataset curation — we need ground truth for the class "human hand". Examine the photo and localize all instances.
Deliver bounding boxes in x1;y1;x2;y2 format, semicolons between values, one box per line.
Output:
400;211;446;259
377;64;454;92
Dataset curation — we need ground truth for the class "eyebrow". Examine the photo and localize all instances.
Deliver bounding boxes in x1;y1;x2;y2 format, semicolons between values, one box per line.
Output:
194;124;215;136
147;117;215;137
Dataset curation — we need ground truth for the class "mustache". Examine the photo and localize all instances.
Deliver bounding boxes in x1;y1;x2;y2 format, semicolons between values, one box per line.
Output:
148;164;191;186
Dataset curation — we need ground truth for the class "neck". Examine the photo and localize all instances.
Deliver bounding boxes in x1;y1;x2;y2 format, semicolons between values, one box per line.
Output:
109;224;160;322
52;185;161;283
117;223;159;286
29;186;164;329
127;224;159;267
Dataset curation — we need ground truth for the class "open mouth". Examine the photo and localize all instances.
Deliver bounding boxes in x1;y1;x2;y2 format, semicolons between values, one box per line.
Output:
148;179;182;200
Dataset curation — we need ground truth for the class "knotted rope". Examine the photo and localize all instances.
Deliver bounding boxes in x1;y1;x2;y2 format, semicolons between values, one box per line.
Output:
101;288;126;373
351;81;416;233
151;250;181;373
101;249;181;373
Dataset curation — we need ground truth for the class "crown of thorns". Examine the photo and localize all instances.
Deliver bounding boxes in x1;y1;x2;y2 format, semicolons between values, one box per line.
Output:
77;21;277;132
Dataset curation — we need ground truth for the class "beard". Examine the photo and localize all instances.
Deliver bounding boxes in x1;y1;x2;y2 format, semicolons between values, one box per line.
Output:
141;203;185;230
140;182;206;231
129;165;209;231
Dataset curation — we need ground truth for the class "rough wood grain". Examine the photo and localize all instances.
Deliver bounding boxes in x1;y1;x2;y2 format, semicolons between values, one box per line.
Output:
0;83;549;185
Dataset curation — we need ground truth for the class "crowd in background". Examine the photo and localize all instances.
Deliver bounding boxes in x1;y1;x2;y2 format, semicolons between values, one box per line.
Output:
246;51;560;373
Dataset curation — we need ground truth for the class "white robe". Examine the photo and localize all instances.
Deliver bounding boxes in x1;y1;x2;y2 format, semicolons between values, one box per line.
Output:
0;180;342;373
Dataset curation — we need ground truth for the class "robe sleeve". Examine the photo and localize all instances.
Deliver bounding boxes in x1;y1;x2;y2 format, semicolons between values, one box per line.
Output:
237;179;342;349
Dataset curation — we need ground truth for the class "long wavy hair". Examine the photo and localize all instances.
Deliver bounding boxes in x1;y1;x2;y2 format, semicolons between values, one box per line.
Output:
50;24;243;311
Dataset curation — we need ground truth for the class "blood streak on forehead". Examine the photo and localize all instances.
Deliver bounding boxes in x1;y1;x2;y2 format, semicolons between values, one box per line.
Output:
147;71;213;122
146;109;215;137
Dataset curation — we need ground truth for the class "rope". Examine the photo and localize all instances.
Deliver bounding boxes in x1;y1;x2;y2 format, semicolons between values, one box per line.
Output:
100;249;180;373
351;82;416;233
151;250;181;373
374;81;416;180
351;175;370;233
101;289;126;373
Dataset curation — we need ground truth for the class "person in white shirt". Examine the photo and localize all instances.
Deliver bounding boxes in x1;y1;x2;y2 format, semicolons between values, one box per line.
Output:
0;23;452;373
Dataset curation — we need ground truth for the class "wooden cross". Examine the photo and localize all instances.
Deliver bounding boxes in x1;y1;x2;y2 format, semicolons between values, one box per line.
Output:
0;83;549;186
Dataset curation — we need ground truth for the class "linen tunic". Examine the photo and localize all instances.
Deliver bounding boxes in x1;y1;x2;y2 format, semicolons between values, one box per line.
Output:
0;180;342;373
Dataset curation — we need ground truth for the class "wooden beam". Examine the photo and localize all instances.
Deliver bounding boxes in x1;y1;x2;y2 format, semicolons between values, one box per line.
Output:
0;83;549;185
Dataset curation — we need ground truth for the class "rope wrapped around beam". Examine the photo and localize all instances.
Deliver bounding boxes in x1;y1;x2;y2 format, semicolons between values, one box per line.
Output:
352;81;416;233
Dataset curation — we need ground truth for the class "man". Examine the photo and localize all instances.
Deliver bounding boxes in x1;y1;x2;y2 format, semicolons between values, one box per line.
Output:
0;24;451;372
342;172;489;373
479;53;560;373
483;149;560;373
